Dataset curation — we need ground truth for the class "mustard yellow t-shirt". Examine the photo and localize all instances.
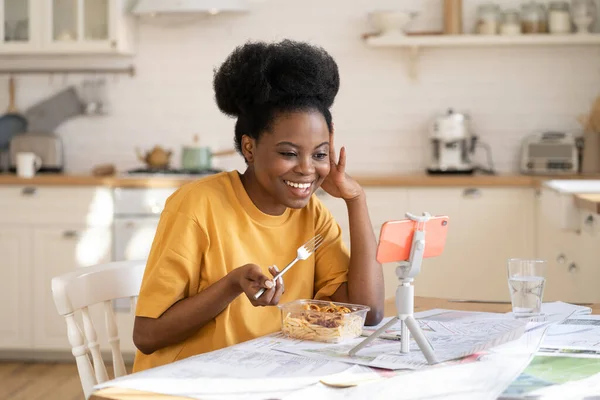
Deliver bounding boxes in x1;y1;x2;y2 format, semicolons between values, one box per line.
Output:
133;170;350;372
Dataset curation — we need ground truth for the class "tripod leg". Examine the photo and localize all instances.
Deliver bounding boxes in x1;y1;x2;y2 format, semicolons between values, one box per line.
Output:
404;315;438;365
400;320;410;353
348;317;399;357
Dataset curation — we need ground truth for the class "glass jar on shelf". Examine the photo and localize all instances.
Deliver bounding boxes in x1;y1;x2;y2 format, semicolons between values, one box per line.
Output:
475;3;501;35
572;0;597;34
500;9;522;35
520;1;548;33
548;1;571;34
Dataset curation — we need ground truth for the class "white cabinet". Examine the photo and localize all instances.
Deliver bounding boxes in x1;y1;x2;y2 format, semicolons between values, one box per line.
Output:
32;225;112;350
0;227;32;349
0;0;136;55
537;186;600;303
408;187;536;302
317;188;409;298
319;187;536;301
0;186;114;355
0;0;42;51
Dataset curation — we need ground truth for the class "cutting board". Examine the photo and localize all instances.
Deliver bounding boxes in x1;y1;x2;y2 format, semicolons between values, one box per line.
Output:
24;86;84;132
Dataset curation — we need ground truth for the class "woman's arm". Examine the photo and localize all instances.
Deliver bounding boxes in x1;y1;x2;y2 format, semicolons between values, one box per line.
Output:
133;264;282;355
318;129;384;325
330;191;384;325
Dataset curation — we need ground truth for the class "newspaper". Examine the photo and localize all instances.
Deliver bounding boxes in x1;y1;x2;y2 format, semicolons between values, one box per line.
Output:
538;315;600;357
284;320;548;400
94;333;354;399
500;314;600;399
274;311;528;370
91;303;589;399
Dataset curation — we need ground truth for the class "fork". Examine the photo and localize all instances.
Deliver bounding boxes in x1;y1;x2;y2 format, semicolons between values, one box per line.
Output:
253;234;324;300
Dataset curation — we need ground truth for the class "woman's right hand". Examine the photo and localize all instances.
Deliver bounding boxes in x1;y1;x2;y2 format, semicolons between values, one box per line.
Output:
235;263;284;307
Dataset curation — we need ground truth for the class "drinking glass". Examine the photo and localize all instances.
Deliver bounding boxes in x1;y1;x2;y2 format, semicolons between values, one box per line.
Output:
507;258;546;317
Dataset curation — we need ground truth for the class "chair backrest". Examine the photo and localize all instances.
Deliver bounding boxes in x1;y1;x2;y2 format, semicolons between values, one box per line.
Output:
51;260;146;399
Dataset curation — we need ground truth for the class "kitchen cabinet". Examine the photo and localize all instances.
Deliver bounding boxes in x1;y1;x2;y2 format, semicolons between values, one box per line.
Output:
0;227;32;349
0;0;136;55
0;0;41;51
317;188;410;298
32;225;112;350
407;188;536;302
537;188;600;303
0;186;117;357
319;187;536;301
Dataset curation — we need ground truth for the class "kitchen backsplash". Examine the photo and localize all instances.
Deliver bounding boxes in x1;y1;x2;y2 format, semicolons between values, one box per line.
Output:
1;0;600;175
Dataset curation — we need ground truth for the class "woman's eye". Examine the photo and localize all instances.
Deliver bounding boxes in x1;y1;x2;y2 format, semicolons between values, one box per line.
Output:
280;152;297;158
314;153;328;160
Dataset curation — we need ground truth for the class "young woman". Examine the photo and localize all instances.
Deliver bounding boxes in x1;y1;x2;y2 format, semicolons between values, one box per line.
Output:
132;39;384;372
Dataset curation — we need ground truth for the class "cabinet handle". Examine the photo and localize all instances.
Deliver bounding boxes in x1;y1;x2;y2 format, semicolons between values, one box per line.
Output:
125;222;135;229
462;188;481;198
556;254;567;264
568;263;578;272
21;187;37;196
585;215;595;226
62;230;80;239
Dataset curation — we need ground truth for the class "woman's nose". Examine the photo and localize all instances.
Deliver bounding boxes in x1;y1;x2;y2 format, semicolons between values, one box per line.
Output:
296;156;315;174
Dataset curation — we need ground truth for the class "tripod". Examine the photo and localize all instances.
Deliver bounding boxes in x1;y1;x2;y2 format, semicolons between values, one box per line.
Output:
348;212;439;365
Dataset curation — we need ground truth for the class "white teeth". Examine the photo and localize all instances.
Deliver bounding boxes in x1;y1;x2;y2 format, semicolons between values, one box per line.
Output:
285;180;311;189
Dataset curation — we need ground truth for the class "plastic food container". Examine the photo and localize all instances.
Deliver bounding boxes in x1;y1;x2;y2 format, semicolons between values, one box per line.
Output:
278;299;370;343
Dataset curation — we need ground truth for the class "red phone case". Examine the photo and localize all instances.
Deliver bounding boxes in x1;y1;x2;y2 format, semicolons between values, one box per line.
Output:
376;216;449;264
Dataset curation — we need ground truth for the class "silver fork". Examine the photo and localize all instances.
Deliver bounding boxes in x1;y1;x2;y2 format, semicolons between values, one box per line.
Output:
253;234;324;300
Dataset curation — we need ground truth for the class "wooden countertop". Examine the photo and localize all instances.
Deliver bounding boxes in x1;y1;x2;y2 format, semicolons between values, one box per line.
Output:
1;172;599;188
90;296;600;400
575;193;600;214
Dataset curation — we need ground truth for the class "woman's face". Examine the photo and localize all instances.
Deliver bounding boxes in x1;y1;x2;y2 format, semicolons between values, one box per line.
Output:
242;110;331;214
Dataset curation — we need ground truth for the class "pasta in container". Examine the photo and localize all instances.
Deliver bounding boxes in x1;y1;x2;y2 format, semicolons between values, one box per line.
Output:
278;299;370;343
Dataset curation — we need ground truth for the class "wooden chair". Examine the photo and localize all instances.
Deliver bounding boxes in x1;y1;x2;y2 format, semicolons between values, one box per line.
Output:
51;260;146;399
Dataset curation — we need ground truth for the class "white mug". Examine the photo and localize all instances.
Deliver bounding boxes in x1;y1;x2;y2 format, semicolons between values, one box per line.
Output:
16;152;42;178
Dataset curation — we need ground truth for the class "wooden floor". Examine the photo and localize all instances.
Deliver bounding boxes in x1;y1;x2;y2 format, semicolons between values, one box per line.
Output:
0;362;132;400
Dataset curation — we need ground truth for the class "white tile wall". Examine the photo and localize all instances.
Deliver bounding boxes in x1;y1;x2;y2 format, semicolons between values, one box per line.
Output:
1;0;599;175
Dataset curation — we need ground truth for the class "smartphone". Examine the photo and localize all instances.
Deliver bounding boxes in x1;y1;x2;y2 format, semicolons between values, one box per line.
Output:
376;216;449;264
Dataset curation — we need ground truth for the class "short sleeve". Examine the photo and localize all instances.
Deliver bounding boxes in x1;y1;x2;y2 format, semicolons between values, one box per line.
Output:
135;210;207;318
312;200;350;300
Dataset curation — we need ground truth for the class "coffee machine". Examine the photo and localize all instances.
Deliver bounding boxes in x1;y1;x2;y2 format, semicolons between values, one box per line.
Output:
427;109;481;175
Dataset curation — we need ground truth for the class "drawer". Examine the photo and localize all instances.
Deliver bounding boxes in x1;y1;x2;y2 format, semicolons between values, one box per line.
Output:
113;187;178;215
0;186;113;226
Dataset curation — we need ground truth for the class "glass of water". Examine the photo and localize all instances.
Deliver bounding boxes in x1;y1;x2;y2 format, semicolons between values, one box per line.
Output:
507;258;546;317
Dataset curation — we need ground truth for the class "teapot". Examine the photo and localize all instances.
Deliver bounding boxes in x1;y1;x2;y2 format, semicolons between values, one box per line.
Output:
136;146;172;169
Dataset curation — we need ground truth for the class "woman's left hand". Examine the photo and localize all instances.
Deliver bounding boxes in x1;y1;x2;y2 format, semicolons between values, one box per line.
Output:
320;128;364;202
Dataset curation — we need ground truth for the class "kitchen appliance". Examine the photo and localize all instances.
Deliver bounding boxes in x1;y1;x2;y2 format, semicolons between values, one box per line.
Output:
520;132;579;175
9;132;64;173
181;134;237;171
112;168;221;261
427;109;493;175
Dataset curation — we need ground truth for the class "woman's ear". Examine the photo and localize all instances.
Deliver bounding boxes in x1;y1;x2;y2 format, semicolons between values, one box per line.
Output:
241;135;255;164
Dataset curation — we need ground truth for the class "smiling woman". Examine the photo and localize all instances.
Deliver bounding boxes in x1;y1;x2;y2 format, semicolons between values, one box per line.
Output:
131;39;385;373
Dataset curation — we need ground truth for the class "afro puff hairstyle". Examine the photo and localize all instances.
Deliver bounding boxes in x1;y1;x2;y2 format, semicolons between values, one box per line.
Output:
213;39;340;156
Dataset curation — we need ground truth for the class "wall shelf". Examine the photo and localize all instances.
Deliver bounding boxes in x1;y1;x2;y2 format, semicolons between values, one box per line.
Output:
365;33;600;80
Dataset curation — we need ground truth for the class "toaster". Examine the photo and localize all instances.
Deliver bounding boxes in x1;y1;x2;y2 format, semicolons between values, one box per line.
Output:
9;133;64;173
520;132;578;175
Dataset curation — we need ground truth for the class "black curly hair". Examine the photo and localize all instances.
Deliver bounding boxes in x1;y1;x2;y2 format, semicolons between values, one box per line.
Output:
213;39;340;156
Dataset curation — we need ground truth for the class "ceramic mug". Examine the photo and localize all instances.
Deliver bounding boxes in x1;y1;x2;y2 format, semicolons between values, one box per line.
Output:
16;152;42;178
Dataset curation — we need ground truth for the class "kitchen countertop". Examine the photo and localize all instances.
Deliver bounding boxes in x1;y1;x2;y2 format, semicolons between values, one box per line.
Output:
575;194;600;214
1;172;600;188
